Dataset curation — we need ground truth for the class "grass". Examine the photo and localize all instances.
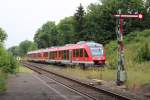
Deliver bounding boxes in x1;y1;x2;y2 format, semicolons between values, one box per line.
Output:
126;68;150;89
60;67;115;80
59;66;150;90
0;70;7;92
104;29;150;89
17;66;33;73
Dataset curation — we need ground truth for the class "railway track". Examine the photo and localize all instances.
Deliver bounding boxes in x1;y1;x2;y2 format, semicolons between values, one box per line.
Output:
21;61;142;100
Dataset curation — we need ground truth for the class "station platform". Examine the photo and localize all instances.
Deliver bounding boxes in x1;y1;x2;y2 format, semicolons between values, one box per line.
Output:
0;69;90;100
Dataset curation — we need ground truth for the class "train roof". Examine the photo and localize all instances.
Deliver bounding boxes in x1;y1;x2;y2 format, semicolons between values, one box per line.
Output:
27;41;103;54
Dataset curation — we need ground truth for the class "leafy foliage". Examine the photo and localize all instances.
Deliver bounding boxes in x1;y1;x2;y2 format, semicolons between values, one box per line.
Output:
0;27;18;73
74;4;86;41
0;49;17;73
106;29;150;69
0;28;7;46
19;40;37;56
8;46;20;57
137;42;150;62
83;0;148;44
8;40;37;57
57;17;76;45
34;21;58;48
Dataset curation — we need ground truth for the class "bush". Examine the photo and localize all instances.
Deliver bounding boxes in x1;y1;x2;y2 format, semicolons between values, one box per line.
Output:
136;42;150;62
0;47;18;73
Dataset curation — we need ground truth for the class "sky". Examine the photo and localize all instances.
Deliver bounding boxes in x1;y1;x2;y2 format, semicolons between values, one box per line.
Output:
0;0;98;48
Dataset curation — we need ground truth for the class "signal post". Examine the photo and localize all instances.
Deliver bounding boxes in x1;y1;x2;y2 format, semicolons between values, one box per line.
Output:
114;10;143;85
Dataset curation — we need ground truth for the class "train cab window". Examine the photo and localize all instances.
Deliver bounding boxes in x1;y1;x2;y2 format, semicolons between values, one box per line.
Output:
84;50;88;57
79;49;83;57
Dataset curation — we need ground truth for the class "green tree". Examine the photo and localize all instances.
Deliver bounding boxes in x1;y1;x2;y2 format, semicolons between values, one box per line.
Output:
57;16;76;45
74;3;86;41
18;40;37;56
34;21;58;48
8;46;20;56
0;28;7;46
137;42;150;62
0;27;17;73
82;0;146;44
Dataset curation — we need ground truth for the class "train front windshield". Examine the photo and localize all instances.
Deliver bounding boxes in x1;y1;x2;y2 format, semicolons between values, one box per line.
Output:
90;47;103;57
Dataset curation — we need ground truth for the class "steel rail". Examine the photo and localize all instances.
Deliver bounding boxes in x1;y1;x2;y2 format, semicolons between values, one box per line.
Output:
21;62;97;100
21;61;140;100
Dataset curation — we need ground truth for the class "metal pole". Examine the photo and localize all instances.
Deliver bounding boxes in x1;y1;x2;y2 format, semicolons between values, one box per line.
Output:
116;10;127;85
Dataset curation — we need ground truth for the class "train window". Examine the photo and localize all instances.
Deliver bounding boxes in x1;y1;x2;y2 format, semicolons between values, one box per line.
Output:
75;49;79;57
49;52;55;59
84;49;88;57
79;49;83;57
49;52;51;59
60;51;63;58
44;52;48;57
59;51;61;57
73;49;75;57
66;50;69;60
64;50;66;60
35;53;37;58
53;52;55;59
36;53;38;58
33;54;35;58
33;53;35;58
38;53;41;57
62;51;64;59
54;51;57;59
52;52;54;59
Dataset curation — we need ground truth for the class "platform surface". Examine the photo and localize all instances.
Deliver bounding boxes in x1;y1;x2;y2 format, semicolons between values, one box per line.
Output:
0;72;90;100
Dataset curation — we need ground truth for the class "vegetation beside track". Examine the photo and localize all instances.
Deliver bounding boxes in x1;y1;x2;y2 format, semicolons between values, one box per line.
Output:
60;67;150;90
105;29;150;88
0;71;7;92
0;28;18;92
17;65;33;73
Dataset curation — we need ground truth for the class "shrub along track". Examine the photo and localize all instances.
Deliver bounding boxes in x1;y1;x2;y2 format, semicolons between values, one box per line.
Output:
21;61;143;100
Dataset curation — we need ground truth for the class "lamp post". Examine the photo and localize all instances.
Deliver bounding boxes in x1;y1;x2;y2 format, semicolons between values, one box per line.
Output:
114;10;143;85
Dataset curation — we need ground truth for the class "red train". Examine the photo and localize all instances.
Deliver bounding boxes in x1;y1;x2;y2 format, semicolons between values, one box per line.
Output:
27;41;106;66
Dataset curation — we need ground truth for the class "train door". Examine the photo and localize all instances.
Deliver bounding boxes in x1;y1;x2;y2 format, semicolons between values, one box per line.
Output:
69;50;72;63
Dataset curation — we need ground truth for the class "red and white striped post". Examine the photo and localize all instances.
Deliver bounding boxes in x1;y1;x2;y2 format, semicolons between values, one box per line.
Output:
114;10;143;85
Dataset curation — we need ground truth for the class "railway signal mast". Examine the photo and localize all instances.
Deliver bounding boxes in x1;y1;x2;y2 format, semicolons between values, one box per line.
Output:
114;10;143;85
